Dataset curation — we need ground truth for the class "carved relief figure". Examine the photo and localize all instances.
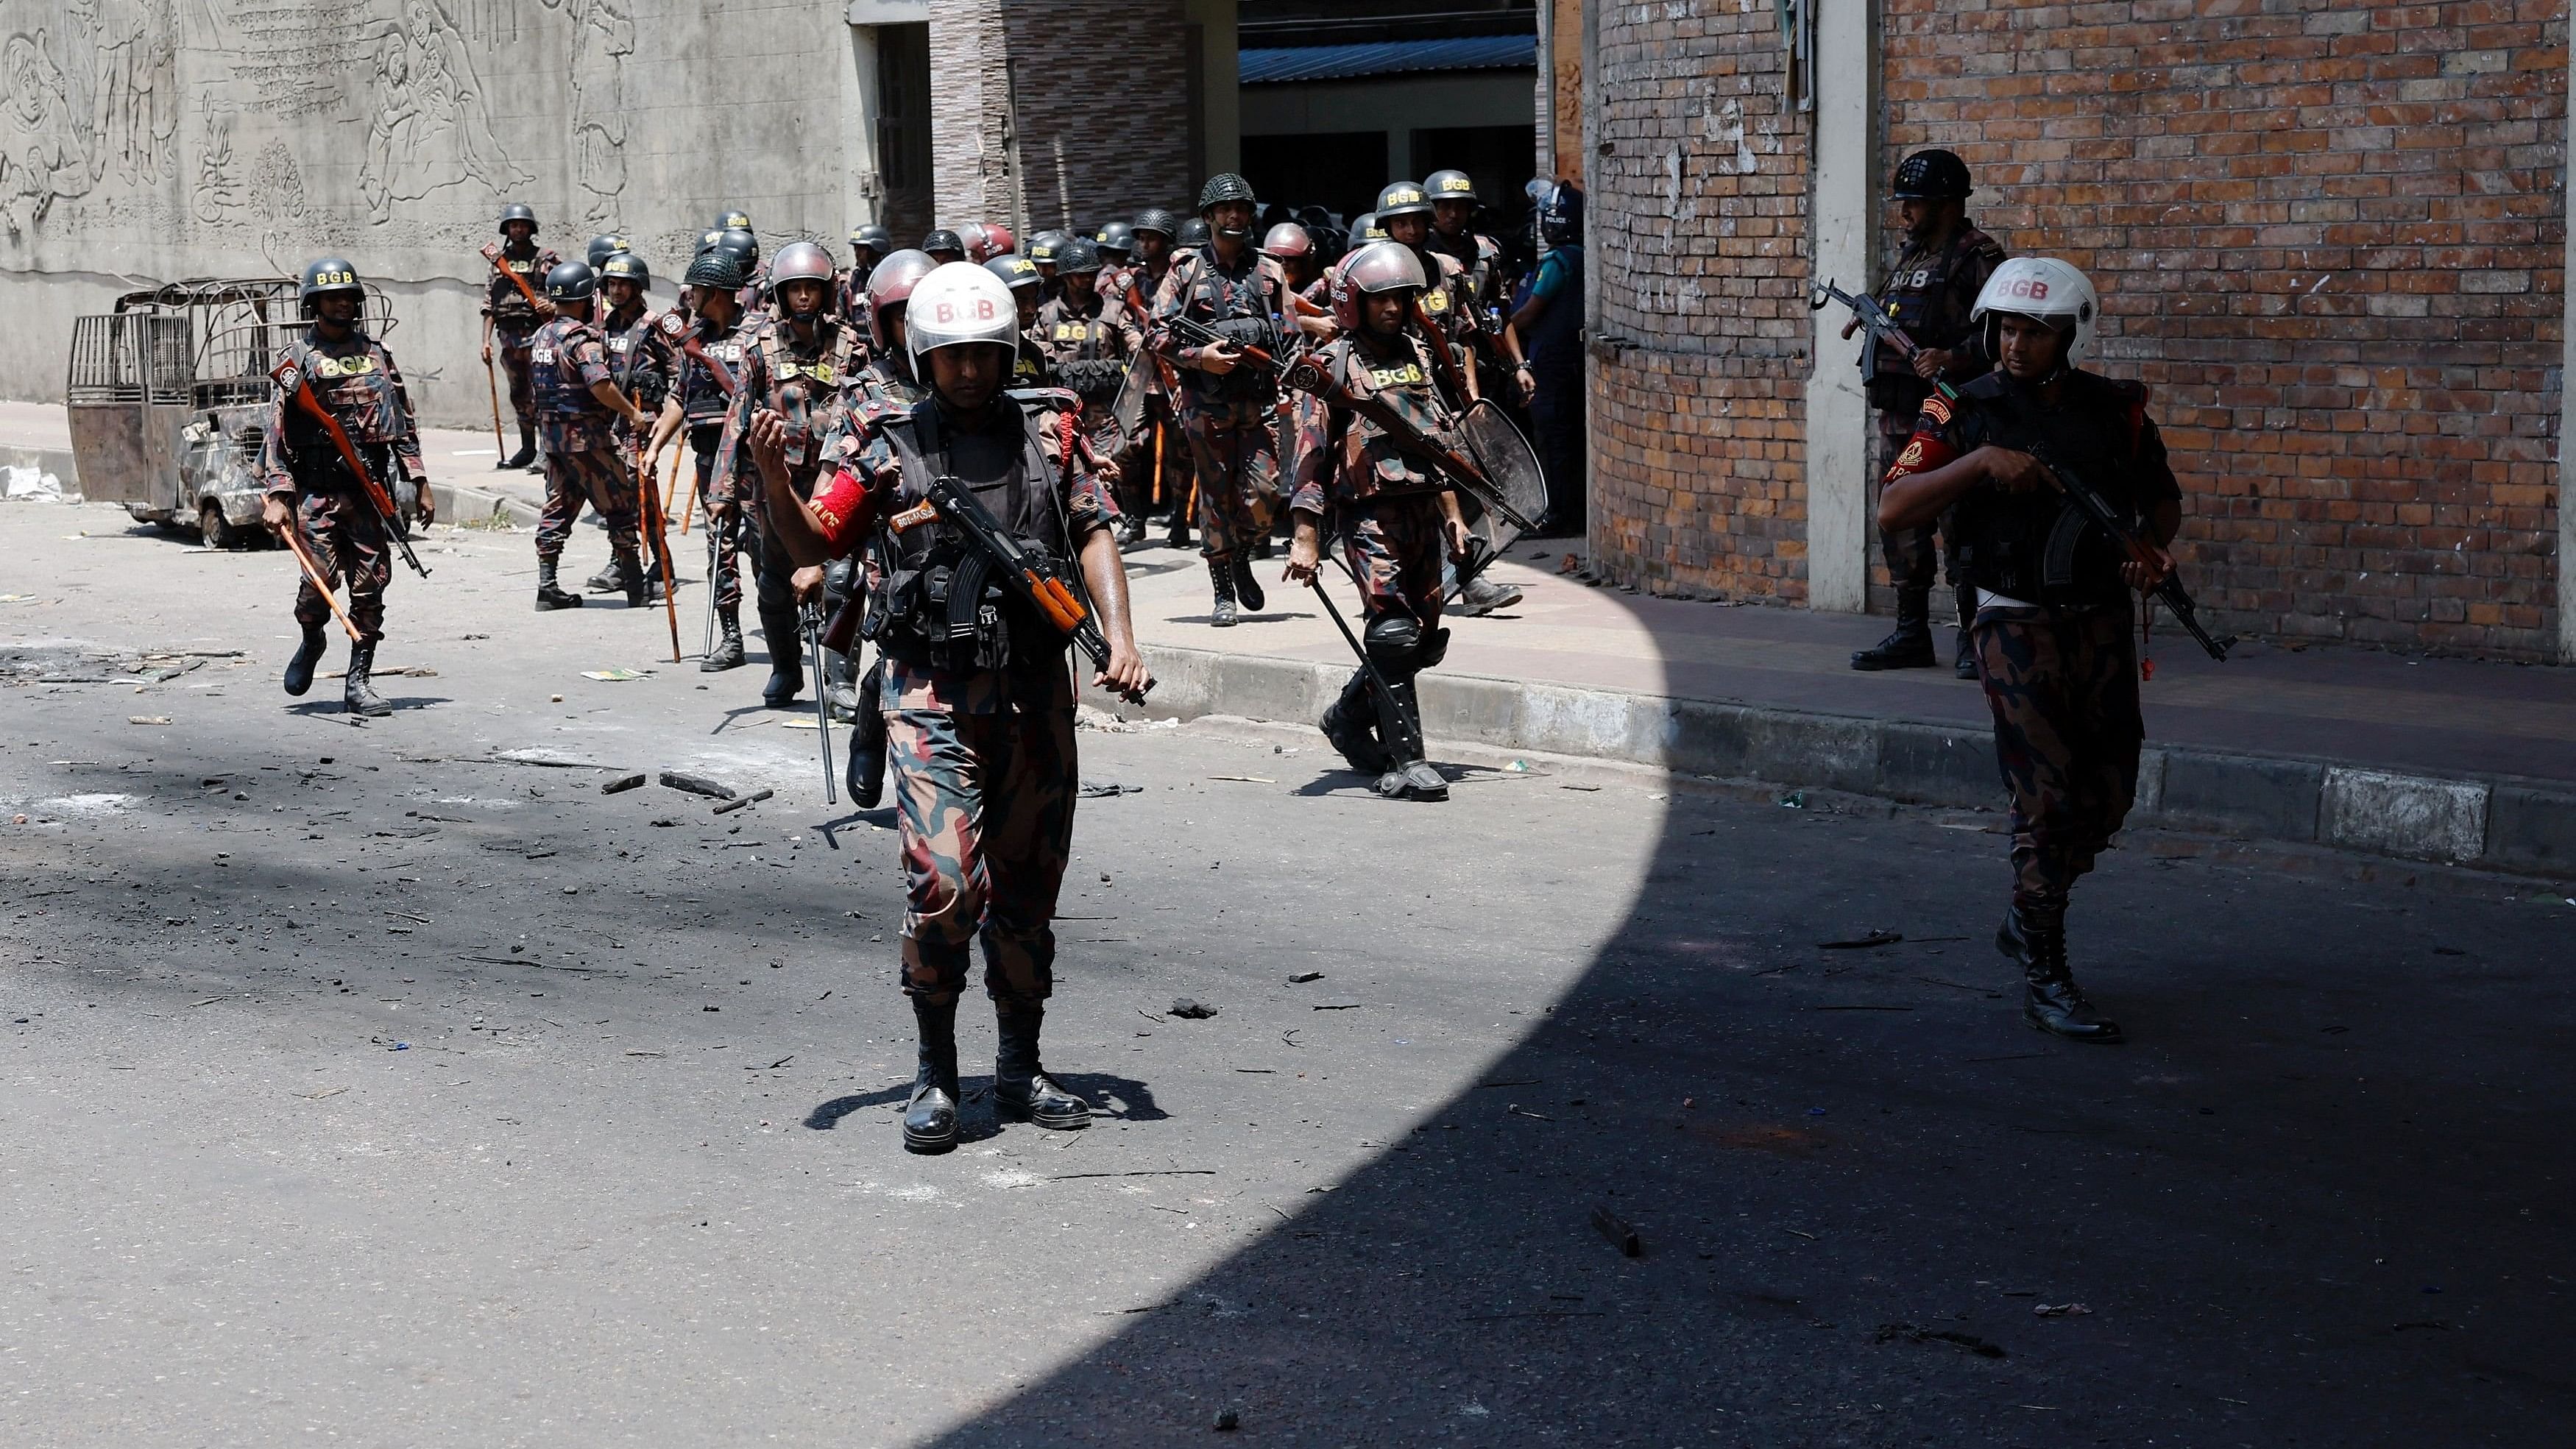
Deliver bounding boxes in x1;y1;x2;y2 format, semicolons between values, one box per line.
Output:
353;0;533;223
0;28;93;238
193;101;242;224
74;0;177;183
539;0;631;222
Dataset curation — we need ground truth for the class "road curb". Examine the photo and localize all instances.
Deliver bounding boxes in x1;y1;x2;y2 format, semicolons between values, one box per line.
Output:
1132;642;2576;884
428;480;539;528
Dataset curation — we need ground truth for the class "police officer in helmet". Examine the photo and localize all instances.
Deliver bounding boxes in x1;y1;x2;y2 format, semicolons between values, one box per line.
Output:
1878;258;2181;1044
751;262;1151;1153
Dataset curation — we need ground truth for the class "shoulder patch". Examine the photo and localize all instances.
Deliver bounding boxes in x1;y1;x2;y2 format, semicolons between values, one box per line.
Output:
659;312;686;337
1921;394;1953;427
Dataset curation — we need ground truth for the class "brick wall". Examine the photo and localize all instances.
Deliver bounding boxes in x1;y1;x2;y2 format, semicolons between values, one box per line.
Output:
1589;0;1815;602
928;1;1195;236
1590;0;2566;658
1886;0;2565;659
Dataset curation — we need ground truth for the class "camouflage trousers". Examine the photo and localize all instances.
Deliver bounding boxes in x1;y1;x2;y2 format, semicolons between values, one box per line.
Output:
536;447;638;561
889;704;1080;1008
690;431;752;611
290;489;391;642
1971;600;2142;911
1875;408;1948;595
1110;400;1189;522
497;329;536;430
1179;399;1281;558
1341;493;1448;626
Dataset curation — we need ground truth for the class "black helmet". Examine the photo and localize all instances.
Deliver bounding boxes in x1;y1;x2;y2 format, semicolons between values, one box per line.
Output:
1177;217;1211;249
715;227;758;265
1424;169;1478;207
599;251;651;292
1537;181;1582;245
1055;237;1103;274
1133;208;1180;239
1375;180;1433;221
1196;172;1257;211
584;233;630;269
1092;220;1135;257
712;209;753;233
298;258;364;312
1891;149;1972;201
695;228;726;258
986;254;1043;292
682;250;746;291
497;203;537;235
851;222;894;257
545;260;597;303
1027;229;1069;264
921;228;964;259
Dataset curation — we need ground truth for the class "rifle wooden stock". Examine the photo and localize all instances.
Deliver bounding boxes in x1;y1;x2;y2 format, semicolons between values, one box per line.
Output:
281;522;363;641
269;357;429;578
1409;297;1476;405
681;333;742;397
480;314;506;453
480;241;544;310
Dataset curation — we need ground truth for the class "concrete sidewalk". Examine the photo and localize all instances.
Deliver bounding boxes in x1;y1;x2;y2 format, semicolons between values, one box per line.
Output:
1111;536;2576;881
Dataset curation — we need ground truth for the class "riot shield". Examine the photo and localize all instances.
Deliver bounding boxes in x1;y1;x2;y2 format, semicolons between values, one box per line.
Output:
1109;357;1148;443
1457;399;1549;529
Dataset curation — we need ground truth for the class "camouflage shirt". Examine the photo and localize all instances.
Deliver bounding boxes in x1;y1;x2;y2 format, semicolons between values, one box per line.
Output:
1285;329;1457;515
602;300;676;421
673;312;752;431
258;326;425;497
484;244;559;335
528;314;618;455
1150;247;1283;411
710;315;863;502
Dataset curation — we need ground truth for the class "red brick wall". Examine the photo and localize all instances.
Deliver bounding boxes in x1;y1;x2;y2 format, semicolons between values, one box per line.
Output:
1588;0;1814;602
1590;0;2566;658
1884;0;2565;659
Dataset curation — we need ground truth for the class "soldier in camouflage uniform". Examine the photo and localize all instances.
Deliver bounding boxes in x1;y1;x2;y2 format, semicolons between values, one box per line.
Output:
843;222;894;335
712;240;864;707
986;253;1056;390
1153;174;1291;625
480;204;558;471
527;261;654;613
591;249;675;600
1281;241;1471;804
1849;149;2009;676
645;249;756;669
1878;258;2179;1044
1109;211;1189;550
751;261;1151;1154
260;258;431;718
1036;237;1142;458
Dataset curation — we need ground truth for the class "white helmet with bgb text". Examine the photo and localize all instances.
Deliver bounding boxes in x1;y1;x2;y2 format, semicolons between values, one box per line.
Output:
1970;257;2098;367
904;261;1021;368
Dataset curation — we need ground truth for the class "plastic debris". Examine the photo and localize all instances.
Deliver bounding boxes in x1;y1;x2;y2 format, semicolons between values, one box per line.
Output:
1168;998;1217;1019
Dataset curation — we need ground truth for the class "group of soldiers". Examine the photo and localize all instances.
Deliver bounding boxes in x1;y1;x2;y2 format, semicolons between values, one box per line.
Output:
249;147;2189;1152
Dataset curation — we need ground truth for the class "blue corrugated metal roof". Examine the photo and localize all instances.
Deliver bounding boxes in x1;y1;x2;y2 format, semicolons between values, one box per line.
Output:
1239;35;1538;85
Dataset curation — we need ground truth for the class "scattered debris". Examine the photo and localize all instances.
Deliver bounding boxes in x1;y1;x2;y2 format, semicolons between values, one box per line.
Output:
602;773;648;795
1168;998;1218;1019
2031;1303;2092;1317
712;789;776;815
1287;971;1324;984
1591;1204;1643;1257
581;668;650;681
1558;782;1601;792
297;1086;348;1101
659;770;737;800
1080;780;1142;797
127;715;171;726
1050;1169;1214;1181
1207;774;1274;784
1507;1103;1554;1122
1818;929;1903;949
1311;1002;1363;1011
1876;1322;2006;1358
1213;1408;1240;1432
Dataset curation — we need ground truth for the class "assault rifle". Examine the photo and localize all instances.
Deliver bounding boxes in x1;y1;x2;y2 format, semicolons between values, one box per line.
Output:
894;474;1152;704
2023;444;2233;664
479;242;545;311
1160;311;1284;378
1278;355;1537;534
801;601;838;805
1810;279;1930;380
269;356;430;578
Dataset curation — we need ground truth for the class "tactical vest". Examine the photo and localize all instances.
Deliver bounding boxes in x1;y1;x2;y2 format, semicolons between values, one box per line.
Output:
1318;334;1455;501
280;331;403;486
489;249;548;330
1946;370;2154;609
1869;225;2005;411
753;320;859;475
1173;255;1278;404
604;306;670;414
678;316;749;429
528;317;611;426
866;395;1078;676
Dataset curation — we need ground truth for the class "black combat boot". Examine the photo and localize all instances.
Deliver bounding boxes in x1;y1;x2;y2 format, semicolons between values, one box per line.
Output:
534;558;584;612
1999;904;2123;1044
1115;514;1147;549
823;644;860;723
759;607;803;706
282;623;328;698
585;553;628;594
1367;669;1448;802
904;997;961;1153
1166;512;1192;550
616;548;657;608
1954;593;1981;679
994;1002;1091;1130
1851;590;1937;670
1207;556;1238;628
849;658;889;808
702;606;746;671
1231;552;1267;613
500;424;535;471
1454;571;1523;616
342;640;391;718
1319;670;1392;774
1375;759;1449;802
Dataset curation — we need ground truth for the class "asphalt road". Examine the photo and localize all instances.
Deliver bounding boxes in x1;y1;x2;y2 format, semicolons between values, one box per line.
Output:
2;503;2569;1447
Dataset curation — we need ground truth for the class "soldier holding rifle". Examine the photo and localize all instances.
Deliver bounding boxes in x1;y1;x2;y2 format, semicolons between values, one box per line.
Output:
260;258;432;718
1877;258;2194;1044
750;262;1150;1155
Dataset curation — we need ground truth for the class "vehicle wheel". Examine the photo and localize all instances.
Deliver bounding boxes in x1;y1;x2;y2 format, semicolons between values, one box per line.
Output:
199;501;237;550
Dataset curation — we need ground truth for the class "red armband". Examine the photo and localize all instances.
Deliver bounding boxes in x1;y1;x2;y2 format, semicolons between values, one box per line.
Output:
1880;431;1958;487
807;466;880;556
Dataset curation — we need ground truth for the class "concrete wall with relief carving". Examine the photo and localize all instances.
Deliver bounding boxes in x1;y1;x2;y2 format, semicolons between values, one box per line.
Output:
0;0;853;425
